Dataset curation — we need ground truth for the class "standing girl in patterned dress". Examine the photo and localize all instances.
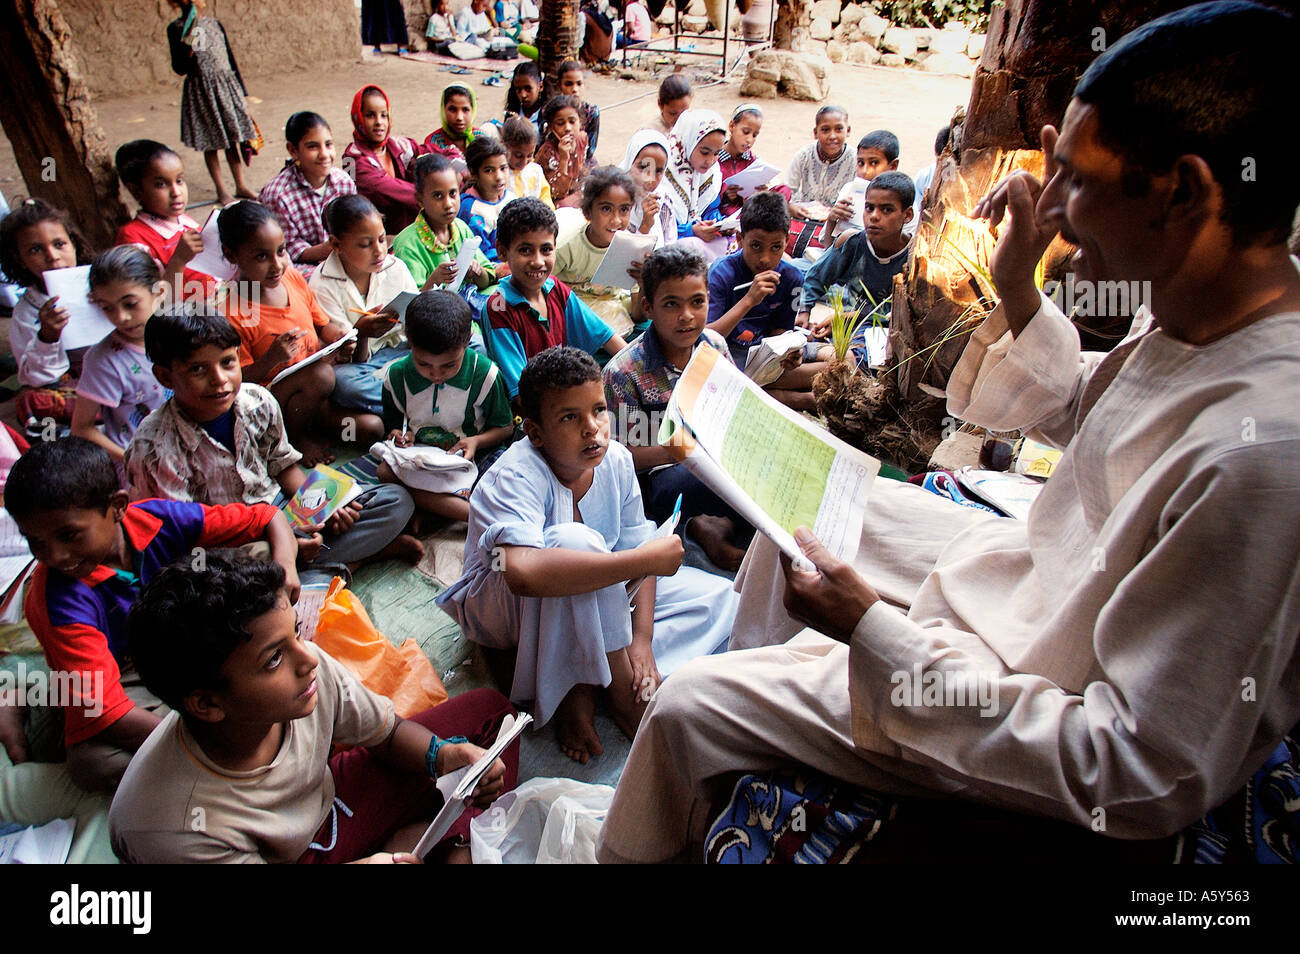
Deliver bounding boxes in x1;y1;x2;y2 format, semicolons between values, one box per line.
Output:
166;0;257;206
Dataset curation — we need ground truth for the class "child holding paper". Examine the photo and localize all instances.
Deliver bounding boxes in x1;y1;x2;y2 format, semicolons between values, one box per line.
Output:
379;291;514;524
112;139;214;301
111;550;517;863
436;346;737;763
392;153;498;338
618;130;674;246
0;198;93;428
603;244;751;570
553;166;643;339
217;200;374;463
126;304;422;570
716;105;790;219
73;247;169;464
309;195;416;418
821;129;902;244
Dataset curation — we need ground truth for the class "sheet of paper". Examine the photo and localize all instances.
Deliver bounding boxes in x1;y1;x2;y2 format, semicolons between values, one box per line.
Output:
414;712;533;858
822;178;869;243
268;328;357;387
294;581;332;640
0;818;74;864
743;329;808;388
589;230;657;291
715;213;741;233
721;160;781;199
860;325;889;368
378;290;418;324
628;494;681;606
445;235;482;294
659;345;879;567
40;266;117;351
186;207;238;281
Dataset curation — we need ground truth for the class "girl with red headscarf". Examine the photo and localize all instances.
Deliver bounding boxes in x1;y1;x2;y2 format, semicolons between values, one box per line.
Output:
343;85;429;234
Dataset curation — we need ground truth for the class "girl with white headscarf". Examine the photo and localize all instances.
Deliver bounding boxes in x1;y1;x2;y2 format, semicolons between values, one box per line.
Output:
618;128;674;246
663;109;729;258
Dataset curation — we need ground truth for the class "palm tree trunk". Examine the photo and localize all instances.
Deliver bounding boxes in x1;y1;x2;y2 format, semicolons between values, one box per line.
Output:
539;0;581;90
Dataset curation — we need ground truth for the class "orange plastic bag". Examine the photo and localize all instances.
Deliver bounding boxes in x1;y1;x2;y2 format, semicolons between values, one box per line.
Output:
311;578;448;717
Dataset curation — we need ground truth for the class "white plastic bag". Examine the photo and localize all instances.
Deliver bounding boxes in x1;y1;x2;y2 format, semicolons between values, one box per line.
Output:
470;777;614;864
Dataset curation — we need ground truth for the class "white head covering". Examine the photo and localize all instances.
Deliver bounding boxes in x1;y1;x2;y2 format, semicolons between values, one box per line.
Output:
620;128;674;237
663;109;726;227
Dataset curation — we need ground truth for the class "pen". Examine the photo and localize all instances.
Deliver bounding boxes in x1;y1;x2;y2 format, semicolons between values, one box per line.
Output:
733;280;754;292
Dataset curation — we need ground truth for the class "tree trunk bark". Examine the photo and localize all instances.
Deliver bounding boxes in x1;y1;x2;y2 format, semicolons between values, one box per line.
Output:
539;0;581;91
0;0;129;249
773;0;811;51
848;0;1199;471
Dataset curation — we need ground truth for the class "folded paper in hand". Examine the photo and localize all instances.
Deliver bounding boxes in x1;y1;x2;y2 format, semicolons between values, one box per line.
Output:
187;208;238;281
721;160;781;199
415;712;533;858
743;329;808;387
40;266;118;351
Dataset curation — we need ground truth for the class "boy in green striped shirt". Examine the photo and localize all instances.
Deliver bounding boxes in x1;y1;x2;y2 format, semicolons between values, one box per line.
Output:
379;290;514;523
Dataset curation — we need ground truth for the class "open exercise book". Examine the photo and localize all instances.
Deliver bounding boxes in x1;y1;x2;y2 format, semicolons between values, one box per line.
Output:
268;329;358;387
414;712;533;858
659;344;880;568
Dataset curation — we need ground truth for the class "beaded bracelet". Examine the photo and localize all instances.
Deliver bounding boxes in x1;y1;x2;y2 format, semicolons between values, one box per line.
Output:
426;734;469;779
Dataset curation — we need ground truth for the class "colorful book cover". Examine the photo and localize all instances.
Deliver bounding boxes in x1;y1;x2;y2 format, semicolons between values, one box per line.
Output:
281;465;359;529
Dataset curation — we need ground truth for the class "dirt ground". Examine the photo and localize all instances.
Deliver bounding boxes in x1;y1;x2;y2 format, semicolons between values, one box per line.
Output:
0;46;971;215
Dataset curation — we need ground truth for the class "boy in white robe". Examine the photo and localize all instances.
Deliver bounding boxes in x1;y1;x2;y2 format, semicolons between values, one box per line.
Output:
597;1;1300;862
436;346;737;764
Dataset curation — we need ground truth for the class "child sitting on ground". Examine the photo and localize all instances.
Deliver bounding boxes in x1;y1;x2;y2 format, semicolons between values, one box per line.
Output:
781;105;855;259
379;291;514;524
258;112;357;277
8;437;299;792
799;171;915;342
125;305;423;571
343;84;430;235
73;247;169;464
110;550;517;863
501;117;553;208
218;201;375;464
459;138;518;270
436;346;738;763
618;130;674;245
553;166;642;339
0;198;92;429
644;73;691;137
425;0;455;52
308;195;415;418
556;61;601;168
821;129;902;244
393;153;498;339
535;95;589;209
112;139;213;301
707;192;819;411
454;0;497;49
664;109;731;260
604;244;752;570
483;197;627;399
425;84;487;165
503;61;547;137
716;104;791;220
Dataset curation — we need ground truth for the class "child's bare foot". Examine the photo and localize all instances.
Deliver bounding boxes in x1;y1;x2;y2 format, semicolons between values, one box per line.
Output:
297;438;335;467
687;515;746;572
555;684;603;764
215;190;236;207
235;187;259;200
606;648;650;742
377;533;425;566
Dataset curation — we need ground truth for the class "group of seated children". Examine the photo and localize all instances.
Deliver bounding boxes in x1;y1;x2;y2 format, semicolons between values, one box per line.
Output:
0;65;940;860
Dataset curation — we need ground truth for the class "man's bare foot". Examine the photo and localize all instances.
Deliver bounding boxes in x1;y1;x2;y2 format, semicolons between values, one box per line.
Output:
687;515;746;572
297;438;335;467
555;684;603;764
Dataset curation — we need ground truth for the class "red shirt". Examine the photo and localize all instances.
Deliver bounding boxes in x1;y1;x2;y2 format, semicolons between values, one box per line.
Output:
116;215;217;301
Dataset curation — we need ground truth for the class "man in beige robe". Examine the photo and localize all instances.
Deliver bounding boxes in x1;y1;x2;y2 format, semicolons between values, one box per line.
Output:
597;1;1300;863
